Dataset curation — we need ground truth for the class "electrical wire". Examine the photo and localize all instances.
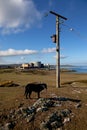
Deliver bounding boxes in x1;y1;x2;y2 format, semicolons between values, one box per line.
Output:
62;23;87;41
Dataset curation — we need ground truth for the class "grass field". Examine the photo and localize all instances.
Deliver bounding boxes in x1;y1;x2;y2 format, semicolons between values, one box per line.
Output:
0;69;87;130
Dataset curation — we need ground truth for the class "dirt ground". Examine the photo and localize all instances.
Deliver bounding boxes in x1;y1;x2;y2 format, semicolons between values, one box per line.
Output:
0;69;87;130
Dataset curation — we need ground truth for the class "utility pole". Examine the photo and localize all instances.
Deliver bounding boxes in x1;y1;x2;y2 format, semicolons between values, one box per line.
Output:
50;11;67;88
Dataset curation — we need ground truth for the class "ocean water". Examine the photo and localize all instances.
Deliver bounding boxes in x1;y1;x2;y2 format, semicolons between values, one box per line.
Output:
49;65;87;73
64;66;87;73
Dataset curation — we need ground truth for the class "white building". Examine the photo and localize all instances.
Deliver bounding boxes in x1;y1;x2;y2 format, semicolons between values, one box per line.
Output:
21;63;30;69
33;61;41;68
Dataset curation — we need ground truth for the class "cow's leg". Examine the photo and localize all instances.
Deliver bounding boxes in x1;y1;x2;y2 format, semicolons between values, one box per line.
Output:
26;92;28;99
37;92;40;98
29;91;32;99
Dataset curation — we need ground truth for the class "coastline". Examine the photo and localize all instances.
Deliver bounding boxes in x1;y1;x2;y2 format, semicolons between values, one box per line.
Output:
61;66;87;74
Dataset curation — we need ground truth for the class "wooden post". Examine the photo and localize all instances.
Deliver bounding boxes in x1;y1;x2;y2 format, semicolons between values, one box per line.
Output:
50;11;67;88
56;16;60;88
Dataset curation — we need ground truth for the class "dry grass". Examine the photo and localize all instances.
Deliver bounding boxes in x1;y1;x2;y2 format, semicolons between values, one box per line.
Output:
0;69;87;130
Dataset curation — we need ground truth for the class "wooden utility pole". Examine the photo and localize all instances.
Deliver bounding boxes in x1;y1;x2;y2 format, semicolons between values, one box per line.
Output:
50;11;67;88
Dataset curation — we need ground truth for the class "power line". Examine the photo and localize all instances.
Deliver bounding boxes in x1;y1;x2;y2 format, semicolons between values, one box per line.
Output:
62;23;87;41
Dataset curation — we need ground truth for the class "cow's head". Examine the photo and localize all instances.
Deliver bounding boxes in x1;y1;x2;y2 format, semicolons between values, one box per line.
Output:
41;83;47;90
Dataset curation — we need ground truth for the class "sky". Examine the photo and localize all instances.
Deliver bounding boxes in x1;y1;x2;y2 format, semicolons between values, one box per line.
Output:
0;0;87;65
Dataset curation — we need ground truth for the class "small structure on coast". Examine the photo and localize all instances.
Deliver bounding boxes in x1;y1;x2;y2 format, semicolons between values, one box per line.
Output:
20;61;50;70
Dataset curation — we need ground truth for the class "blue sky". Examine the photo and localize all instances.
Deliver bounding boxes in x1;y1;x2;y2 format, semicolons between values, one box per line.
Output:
0;0;87;65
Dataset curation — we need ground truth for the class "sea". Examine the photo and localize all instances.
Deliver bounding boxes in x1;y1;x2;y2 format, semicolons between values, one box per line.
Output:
61;66;87;73
50;65;87;73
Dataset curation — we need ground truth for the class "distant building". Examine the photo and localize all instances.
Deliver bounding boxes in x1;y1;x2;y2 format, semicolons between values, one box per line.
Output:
34;61;41;68
29;62;34;68
21;63;30;69
21;61;45;69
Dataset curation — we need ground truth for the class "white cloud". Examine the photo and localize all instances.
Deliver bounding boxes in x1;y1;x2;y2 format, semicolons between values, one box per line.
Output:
54;55;68;59
0;48;38;56
60;55;68;59
42;47;56;53
0;0;42;34
41;47;65;53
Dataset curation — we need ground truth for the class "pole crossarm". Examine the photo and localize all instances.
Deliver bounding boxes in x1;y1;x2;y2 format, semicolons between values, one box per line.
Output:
50;11;67;20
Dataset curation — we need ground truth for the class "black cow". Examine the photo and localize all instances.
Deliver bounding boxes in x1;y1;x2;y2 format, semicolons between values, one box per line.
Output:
24;83;47;99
